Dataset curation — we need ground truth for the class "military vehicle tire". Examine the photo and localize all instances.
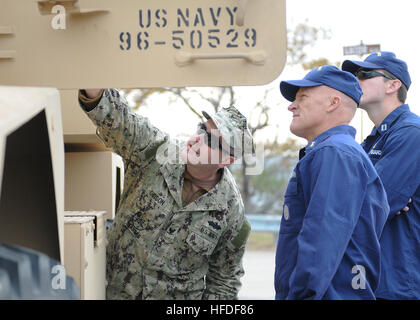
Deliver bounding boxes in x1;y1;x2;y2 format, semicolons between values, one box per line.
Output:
0;244;79;299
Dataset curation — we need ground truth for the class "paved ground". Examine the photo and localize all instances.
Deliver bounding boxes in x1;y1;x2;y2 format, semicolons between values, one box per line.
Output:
238;249;276;300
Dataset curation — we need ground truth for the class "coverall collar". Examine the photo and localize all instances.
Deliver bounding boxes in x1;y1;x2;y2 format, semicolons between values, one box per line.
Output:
300;125;356;160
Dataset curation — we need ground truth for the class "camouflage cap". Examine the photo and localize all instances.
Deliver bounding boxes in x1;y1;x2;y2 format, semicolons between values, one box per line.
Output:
202;106;255;160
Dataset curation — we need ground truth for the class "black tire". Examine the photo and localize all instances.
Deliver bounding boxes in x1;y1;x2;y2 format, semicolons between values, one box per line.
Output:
0;244;79;299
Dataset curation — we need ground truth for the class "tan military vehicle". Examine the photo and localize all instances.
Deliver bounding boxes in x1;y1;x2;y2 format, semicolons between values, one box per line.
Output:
0;0;286;299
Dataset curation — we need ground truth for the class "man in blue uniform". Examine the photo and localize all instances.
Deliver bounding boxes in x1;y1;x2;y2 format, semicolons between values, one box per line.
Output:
274;66;389;300
342;52;420;300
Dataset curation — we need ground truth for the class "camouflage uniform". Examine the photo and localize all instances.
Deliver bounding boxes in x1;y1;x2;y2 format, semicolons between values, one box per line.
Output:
78;89;251;300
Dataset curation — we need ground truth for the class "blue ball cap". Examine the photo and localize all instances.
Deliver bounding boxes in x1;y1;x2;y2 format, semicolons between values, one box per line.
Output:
280;65;363;105
342;51;411;89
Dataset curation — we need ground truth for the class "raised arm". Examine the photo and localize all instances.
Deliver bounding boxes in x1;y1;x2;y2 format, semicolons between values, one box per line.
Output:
78;88;169;165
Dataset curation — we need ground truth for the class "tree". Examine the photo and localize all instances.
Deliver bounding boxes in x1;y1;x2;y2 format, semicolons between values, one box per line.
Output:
230;137;302;214
287;20;338;69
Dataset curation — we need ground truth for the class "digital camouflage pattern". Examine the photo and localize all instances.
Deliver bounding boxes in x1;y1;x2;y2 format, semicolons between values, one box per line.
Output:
79;89;251;300
202;106;255;159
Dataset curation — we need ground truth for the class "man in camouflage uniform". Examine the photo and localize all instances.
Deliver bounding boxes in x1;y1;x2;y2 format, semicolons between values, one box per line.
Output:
78;88;253;300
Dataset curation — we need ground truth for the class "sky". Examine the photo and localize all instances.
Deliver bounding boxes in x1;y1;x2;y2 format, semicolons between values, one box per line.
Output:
131;0;420;147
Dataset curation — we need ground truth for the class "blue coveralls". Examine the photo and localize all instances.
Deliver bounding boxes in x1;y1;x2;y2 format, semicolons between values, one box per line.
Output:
275;125;389;300
361;104;420;300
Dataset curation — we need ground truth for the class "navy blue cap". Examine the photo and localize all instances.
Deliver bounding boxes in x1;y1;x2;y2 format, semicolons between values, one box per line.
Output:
280;65;362;105
342;51;411;89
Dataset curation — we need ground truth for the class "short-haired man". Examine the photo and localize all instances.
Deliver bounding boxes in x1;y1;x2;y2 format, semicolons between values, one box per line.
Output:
78;88;253;299
343;52;420;300
274;66;389;299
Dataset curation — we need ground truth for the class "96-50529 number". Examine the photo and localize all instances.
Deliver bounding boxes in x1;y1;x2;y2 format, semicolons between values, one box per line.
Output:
119;28;257;51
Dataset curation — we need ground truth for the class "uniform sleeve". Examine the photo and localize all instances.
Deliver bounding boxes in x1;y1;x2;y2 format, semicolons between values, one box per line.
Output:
202;207;251;300
78;89;104;111
374;126;420;219
78;88;169;165
286;147;368;300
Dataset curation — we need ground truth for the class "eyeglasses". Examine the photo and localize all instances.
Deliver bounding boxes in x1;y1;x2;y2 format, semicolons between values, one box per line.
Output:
196;122;235;157
355;69;396;81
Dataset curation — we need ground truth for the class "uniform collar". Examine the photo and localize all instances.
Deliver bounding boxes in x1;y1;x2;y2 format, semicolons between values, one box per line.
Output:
160;162;229;212
181;169;230;212
300;125;356;159
369;104;410;137
184;169;218;192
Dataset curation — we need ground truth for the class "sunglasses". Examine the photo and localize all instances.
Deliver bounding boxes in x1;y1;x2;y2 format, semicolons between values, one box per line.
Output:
355;69;396;81
196;122;235;157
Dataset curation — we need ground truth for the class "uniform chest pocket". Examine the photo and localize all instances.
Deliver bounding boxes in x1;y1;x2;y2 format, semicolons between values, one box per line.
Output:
368;147;383;164
165;231;217;275
281;193;305;234
186;231;217;256
285;176;298;197
280;176;303;234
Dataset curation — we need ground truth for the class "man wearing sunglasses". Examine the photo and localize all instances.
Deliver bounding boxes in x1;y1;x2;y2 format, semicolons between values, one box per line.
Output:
77;88;254;300
342;52;420;300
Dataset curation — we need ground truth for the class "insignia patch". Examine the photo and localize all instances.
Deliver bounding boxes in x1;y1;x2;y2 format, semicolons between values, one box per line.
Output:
284;205;290;220
149;190;166;206
369;149;382;156
231;219;251;249
199;225;218;241
208;221;221;230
